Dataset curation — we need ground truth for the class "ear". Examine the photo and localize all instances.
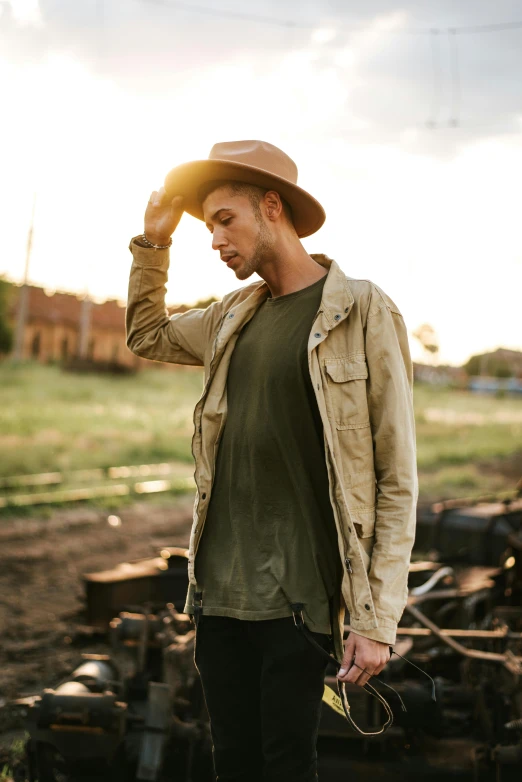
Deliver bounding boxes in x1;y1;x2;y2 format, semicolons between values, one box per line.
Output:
264;190;283;221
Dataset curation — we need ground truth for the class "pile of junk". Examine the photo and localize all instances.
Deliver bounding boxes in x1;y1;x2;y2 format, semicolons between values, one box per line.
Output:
16;485;522;781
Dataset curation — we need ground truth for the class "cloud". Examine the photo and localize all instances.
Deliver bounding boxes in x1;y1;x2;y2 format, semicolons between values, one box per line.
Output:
3;0;42;26
1;1;521;364
2;0;522;156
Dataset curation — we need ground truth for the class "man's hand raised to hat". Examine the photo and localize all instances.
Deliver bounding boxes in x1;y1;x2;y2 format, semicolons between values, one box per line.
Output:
144;187;184;246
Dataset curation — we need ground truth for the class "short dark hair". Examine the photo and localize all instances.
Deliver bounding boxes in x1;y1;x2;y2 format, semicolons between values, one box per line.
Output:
198;179;294;227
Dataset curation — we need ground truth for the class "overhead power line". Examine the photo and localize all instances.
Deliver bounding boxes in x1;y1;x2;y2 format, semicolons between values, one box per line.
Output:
140;2;522;131
143;0;308;28
141;1;522;36
448;29;462;127
426;30;442;128
451;20;522;34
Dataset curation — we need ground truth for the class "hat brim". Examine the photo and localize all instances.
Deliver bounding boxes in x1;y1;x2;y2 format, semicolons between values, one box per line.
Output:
164;159;325;238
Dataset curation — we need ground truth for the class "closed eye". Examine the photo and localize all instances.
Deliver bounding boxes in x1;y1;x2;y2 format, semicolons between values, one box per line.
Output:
206;214;233;232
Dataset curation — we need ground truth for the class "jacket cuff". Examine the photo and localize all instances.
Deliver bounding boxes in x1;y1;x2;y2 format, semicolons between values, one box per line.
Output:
347;617;397;646
128;235;170;268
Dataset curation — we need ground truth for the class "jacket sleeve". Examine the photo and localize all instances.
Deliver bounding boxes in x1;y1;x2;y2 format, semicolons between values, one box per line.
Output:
126;237;224;366
360;287;418;644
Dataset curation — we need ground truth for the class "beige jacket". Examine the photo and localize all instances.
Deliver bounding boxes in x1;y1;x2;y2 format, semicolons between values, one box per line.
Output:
126;238;418;647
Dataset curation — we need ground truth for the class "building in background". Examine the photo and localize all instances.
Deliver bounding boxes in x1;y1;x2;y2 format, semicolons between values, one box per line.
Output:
3;281;202;370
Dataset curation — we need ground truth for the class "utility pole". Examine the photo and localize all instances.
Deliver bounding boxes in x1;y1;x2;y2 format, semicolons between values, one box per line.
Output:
78;294;93;359
13;194;37;361
97;0;104;70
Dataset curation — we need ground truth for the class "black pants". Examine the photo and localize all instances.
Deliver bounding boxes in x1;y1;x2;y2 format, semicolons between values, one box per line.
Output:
194;613;331;782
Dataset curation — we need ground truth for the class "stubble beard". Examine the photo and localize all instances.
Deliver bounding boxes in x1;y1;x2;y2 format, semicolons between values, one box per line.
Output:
235;222;274;281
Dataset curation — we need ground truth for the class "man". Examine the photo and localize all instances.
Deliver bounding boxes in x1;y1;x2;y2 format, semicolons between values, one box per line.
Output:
126;140;418;781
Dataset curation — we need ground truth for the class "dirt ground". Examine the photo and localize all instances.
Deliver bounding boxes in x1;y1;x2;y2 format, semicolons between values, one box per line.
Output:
1;488;519;779
1;453;520;710
0;497;194;720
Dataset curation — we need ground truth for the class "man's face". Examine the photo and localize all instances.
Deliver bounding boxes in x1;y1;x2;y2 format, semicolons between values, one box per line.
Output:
202;186;274;281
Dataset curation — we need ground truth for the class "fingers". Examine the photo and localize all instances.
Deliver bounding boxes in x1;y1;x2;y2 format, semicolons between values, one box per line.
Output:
356;662;376;687
373;660;388;677
337;634;391;688
148;187;166;208
148;190;184;207
144;188;185;242
341;659;373;687
373;646;392;677
337;637;368;686
337;635;355;679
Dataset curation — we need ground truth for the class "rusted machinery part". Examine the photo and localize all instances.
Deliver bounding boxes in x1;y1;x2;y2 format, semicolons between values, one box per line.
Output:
404;603;522;670
432;490;522;515
407;565;501;606
396;626;522;640
409;566;454;596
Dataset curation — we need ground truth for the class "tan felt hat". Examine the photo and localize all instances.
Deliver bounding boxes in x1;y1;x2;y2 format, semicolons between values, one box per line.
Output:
164;140;326;238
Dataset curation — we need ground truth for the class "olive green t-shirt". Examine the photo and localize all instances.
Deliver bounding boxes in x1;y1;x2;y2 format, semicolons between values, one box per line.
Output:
184;274;343;645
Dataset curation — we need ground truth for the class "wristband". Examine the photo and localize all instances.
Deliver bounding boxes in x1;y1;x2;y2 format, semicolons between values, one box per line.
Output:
140;233;172;250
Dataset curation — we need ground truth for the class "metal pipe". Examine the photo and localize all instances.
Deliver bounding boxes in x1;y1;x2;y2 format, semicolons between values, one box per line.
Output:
404;604;522;668
396;627;522;640
410;566;454;596
408;589;460;604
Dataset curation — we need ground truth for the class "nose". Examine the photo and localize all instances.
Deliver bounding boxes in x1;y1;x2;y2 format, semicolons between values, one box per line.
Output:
212;226;227;252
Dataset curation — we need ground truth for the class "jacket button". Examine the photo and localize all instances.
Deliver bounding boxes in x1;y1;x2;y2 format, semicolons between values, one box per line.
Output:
364;604;370;610
344;307;349;313
334;314;341;321
314;332;321;338
201;493;206;500
228;313;235;319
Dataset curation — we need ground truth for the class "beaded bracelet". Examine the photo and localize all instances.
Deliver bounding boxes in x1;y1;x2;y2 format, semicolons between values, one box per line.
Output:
140;233;173;250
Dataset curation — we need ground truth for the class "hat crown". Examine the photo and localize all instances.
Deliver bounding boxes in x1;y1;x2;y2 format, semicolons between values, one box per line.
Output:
208;140;298;185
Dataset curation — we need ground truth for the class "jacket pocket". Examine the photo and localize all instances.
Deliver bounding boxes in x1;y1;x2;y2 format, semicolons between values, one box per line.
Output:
353;513;376;538
323;357;370;429
346;470;377;542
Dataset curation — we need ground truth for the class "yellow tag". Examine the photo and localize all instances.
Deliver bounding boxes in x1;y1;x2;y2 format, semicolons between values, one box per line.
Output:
322;684;345;717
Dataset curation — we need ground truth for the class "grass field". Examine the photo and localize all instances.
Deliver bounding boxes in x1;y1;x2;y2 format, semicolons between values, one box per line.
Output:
0;362;520;505
413;383;521;500
0;362;201;475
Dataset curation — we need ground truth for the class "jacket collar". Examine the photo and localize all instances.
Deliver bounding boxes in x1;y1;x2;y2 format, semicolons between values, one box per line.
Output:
310;254;354;331
221;253;353;340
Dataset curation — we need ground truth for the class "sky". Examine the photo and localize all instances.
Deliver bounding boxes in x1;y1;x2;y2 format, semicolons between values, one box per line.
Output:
1;0;521;365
